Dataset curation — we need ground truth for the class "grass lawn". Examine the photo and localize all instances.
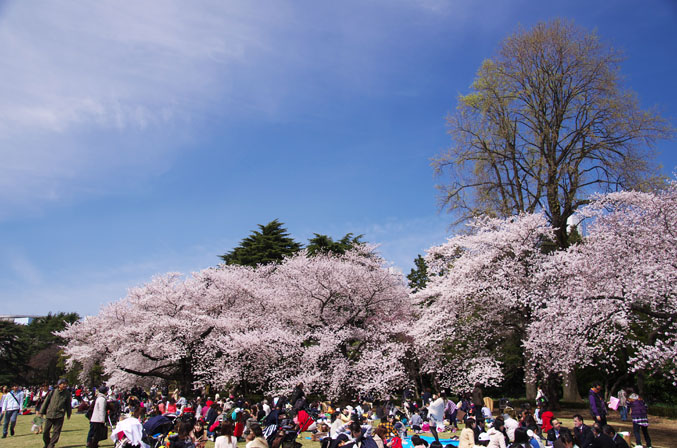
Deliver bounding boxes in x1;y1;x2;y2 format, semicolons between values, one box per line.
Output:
4;409;676;448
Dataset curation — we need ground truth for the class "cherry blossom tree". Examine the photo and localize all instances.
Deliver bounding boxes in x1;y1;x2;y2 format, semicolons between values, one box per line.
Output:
61;246;413;399
411;213;553;392
525;181;677;388
198;246;413;399
59;273;224;391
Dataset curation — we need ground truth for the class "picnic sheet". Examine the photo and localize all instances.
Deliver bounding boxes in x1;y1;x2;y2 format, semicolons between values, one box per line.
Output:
402;435;459;448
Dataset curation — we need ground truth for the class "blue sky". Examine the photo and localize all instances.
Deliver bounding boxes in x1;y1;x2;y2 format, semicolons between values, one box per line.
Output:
1;0;675;316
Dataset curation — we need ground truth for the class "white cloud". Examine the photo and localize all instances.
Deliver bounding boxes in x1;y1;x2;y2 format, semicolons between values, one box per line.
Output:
5;252;43;285
0;0;491;218
0;0;294;216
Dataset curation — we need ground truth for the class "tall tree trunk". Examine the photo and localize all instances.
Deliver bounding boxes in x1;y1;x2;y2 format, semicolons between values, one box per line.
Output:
525;380;537;400
545;373;561;411
562;370;581;402
636;370;646;398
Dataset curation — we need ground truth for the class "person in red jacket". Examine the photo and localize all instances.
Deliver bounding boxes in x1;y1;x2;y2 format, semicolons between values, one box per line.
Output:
540;404;554;434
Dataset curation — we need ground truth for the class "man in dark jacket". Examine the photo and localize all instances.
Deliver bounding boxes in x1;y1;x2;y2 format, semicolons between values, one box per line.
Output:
589;382;607;427
573;414;594;448
39;379;72;448
602;425;630;448
546;418;562;444
590;423;615;448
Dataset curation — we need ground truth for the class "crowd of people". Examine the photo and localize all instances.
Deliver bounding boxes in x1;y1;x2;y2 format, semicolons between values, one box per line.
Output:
0;380;655;448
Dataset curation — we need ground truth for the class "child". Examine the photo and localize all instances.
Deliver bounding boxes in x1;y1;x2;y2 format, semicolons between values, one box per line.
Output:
410;411;423;433
628;393;651;448
32;414;44;434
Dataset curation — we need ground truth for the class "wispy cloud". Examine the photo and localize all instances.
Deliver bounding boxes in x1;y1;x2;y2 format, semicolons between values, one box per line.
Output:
0;0;488;218
0;0;297;217
4;251;43;285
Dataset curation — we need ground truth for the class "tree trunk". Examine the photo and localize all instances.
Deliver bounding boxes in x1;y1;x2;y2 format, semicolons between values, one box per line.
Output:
636;370;646;398
562;370;581;402
525;380;537;400
544;373;561;410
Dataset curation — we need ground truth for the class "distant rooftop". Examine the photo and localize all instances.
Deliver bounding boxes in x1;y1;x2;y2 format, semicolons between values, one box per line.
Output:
0;315;43;325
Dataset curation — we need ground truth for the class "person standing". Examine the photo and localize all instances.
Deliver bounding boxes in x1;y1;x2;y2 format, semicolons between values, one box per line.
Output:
1;384;24;438
87;385;108;448
40;379;72;448
628;393;651;448
588;383;607;427
617;389;627;422
427;393;445;442
472;383;484;417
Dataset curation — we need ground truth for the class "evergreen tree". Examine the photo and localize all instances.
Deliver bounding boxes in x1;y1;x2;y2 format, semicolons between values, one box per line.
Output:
407;254;429;293
306;233;363;256
220;219;302;266
0;321;27;384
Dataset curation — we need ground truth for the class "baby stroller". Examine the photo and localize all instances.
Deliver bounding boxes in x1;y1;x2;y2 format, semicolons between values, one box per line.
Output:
143;415;176;448
111;417;150;448
269;422;301;448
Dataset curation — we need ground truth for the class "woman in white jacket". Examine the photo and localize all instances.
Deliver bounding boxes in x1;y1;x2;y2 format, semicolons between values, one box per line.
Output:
87;386;108;448
486;417;506;448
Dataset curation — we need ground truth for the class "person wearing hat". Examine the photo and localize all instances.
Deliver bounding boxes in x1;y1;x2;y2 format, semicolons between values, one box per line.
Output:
39;379;72;448
86;385;108;448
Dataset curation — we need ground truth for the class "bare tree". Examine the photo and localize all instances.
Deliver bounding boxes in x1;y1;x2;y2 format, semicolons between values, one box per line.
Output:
434;19;673;249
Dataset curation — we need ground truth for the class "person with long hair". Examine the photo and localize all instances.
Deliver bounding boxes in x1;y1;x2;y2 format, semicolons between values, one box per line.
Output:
215;420;237;448
458;418;475;448
245;423;269;448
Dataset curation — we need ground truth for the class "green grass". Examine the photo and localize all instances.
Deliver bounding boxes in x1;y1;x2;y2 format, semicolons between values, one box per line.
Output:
2;413;114;448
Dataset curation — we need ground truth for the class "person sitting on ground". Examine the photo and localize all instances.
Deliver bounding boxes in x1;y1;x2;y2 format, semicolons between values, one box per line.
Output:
601;425;629;448
312;422;331;441
378;414;397;439
481;405;493;422
511;427;531;448
458;418;476;448
372;426;387;448
215;420;237;448
165;398;178;416
330;411;344;439
173;420;196;448
192;419;208;448
540;404;554;435
553;430;574;448
474;417;487;444
503;408;519;443
547;418;563;445
590;423;615;448
486;417;507;448
410;410;423;433
411;435;429;448
245;423;269;448
526;429;542;448
573;414;593;448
